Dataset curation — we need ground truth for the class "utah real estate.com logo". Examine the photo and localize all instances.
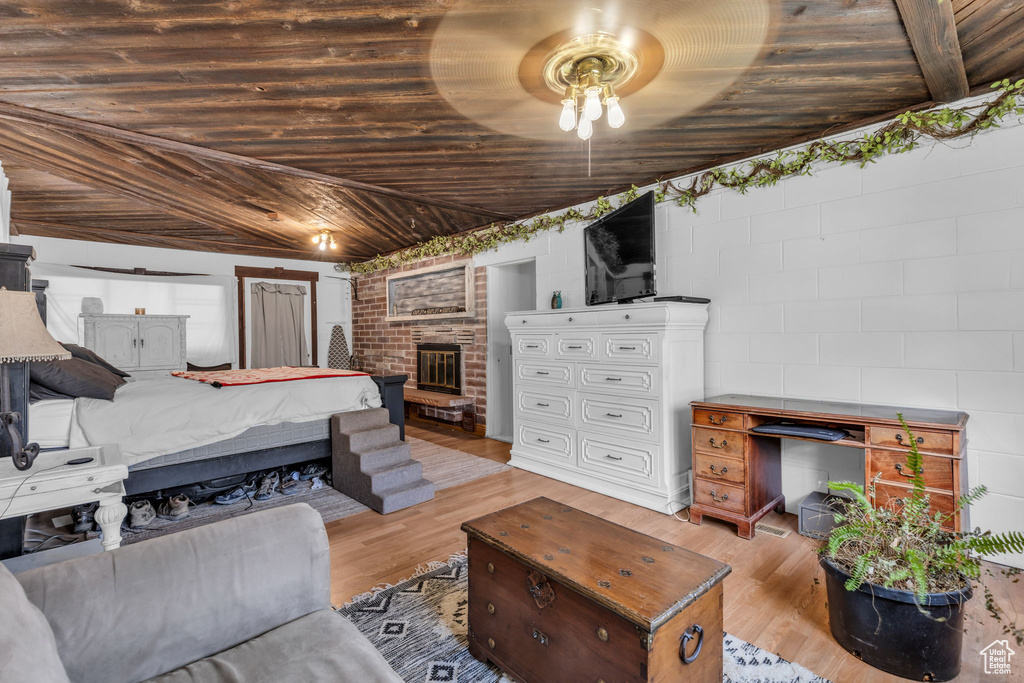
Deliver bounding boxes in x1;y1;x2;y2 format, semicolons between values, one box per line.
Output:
980;640;1015;675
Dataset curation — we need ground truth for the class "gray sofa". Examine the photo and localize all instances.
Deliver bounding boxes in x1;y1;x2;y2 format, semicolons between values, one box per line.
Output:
0;503;402;683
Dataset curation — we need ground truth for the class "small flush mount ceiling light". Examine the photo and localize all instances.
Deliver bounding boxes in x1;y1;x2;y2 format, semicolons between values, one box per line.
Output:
312;229;337;251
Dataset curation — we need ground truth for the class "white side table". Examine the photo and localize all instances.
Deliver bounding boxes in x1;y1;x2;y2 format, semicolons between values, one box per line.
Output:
0;445;129;551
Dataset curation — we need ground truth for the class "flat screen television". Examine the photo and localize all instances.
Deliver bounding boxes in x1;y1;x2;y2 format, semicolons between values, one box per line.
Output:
584;191;656;305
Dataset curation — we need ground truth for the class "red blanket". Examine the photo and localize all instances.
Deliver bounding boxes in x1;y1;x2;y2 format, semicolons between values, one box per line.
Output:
171;367;369;387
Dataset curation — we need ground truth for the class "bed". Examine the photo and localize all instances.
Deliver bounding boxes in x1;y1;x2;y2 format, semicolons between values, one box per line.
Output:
29;373;384;495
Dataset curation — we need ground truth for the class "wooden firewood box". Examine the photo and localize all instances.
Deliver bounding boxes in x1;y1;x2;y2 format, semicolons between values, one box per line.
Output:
462;497;731;682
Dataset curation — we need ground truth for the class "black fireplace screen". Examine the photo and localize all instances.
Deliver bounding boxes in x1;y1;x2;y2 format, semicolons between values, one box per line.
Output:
416;343;461;395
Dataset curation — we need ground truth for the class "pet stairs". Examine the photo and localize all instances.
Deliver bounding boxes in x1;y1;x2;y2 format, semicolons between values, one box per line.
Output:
331;408;434;514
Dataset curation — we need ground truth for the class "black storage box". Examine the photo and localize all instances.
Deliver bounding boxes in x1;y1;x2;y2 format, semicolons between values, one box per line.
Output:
798;491;850;539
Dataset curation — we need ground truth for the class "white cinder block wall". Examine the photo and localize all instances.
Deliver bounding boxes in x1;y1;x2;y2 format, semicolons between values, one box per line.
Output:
477;114;1024;568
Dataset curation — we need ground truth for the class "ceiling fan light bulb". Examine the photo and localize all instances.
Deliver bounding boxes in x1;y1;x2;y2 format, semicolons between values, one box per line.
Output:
584;89;602;121
606;97;625;128
329;239;337;250
312;234;321;244
577;113;593;140
558;99;576;131
319;240;327;251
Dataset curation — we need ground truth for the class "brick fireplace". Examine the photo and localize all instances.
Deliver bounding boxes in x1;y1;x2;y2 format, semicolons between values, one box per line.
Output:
351;255;487;428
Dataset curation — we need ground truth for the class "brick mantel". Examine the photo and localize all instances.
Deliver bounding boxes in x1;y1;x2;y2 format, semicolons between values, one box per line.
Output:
352;255;488;425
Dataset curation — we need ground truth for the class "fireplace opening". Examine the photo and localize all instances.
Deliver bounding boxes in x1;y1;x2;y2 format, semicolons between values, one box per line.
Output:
417;343;462;395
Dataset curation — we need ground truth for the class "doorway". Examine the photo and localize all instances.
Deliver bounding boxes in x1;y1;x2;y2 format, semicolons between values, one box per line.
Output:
486;260;536;442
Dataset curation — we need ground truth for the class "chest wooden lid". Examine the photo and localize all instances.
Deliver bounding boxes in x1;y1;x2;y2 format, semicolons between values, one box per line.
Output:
461;497;731;633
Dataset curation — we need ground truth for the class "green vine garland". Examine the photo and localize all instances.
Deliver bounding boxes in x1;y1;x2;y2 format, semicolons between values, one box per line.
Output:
347;79;1024;275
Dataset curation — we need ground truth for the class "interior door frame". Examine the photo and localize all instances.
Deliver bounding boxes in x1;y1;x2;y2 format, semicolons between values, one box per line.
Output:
485;258;536;441
235;265;318;369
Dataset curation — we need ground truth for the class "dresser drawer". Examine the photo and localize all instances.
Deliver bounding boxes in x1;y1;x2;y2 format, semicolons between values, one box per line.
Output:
578;363;659;396
693;408;742;430
601;332;659;364
579;436;658;486
579;393;658;441
514;335;553;358
514;359;574;388
869;426;954;455
517;422;575;463
555;334;598;360
515;387;574;424
693;452;745;486
868;450;955;491
693;427;744;459
871;483;956;527
693;478;746;515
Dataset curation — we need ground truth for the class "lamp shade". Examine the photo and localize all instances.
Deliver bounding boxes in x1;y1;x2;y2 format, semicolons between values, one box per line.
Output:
0;288;71;363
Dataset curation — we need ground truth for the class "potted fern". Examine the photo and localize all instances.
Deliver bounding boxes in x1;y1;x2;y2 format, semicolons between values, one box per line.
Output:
821;414;1024;681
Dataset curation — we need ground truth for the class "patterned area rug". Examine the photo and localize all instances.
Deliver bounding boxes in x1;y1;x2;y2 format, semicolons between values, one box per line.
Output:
338;554;830;683
120;437;509;545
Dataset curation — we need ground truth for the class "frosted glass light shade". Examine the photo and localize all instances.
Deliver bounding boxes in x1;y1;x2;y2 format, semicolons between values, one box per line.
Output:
558;100;576;131
577;113;593;140
607;97;625;128
584;90;602;121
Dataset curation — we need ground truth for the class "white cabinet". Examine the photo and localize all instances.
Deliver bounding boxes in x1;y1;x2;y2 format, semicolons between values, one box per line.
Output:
505;302;707;514
81;314;189;380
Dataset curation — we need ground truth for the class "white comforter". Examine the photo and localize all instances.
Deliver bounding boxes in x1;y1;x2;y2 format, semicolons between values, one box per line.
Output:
69;375;383;467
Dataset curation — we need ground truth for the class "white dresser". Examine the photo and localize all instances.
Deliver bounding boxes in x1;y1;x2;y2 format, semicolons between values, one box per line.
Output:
505;302;707;514
81;314;189;380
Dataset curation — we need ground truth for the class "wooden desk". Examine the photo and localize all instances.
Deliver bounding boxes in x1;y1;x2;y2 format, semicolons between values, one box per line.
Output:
689;394;969;539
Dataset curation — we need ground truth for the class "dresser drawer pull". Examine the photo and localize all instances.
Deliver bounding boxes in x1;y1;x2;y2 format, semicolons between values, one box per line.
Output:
604;377;622;381
568;317;574;322
895;434;924;445
525;344;539;348
618;346;637;351
605;413;623;418
566;345;582;349
536;438;550;443
535;371;550;375
605;454;623;461
709;491;728;503
894;463;923;477
709;464;728;476
709;438;728;449
679;624;704;665
536;402;550;407
707;414;728;425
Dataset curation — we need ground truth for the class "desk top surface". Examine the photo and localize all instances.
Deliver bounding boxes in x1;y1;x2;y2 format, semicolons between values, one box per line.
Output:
695;394;968;430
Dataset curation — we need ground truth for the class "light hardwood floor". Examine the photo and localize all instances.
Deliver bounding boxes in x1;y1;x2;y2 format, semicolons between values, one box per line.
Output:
327;423;1023;682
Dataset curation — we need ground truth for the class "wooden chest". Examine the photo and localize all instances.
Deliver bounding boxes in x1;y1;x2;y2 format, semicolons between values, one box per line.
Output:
462;497;731;682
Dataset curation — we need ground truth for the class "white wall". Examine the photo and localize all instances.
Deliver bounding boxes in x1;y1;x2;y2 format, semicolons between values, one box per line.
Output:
10;234;351;368
476;113;1024;568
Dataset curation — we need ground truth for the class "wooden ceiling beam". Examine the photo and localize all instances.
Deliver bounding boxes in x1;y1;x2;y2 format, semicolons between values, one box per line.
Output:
894;0;970;102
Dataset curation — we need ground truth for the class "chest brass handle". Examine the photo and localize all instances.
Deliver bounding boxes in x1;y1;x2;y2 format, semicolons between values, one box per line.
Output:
708;414;727;425
894;463;924;477
709;464;728;475
709;491;728;503
709;438;727;449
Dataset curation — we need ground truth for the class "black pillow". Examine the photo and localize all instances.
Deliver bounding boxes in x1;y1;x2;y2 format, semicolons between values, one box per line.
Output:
61;343;130;378
29;382;76;403
29;357;126;401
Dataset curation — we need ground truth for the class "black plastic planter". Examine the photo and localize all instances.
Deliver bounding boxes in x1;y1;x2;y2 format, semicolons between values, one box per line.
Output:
820;557;972;681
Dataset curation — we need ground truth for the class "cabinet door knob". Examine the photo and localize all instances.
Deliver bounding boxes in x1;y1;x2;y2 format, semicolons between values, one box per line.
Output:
709;438;727;449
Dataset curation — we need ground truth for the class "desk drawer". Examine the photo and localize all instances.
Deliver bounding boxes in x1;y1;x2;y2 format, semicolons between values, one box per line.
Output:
515;359;574;388
579;363;659;396
694;452;745;486
579;394;658;441
869;427;953;455
601;333;659;364
515;387;574;424
555;334;598;360
693;427;744;459
693;409;742;430
868;450;954;491
514;335;553;358
871;482;956;526
693;478;745;515
579;436;658;486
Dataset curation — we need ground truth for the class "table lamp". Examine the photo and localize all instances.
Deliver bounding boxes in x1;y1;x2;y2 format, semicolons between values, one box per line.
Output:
0;287;71;470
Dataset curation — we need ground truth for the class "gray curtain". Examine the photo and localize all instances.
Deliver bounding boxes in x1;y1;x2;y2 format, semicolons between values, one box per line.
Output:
251;282;308;368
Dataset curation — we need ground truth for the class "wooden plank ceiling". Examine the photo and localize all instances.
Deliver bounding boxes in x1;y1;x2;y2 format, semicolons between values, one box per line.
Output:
0;0;1022;263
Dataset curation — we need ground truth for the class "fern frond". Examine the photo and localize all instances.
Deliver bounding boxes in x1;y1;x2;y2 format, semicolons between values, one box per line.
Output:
845;552;876;592
967;531;1024;556
827;480;872;516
